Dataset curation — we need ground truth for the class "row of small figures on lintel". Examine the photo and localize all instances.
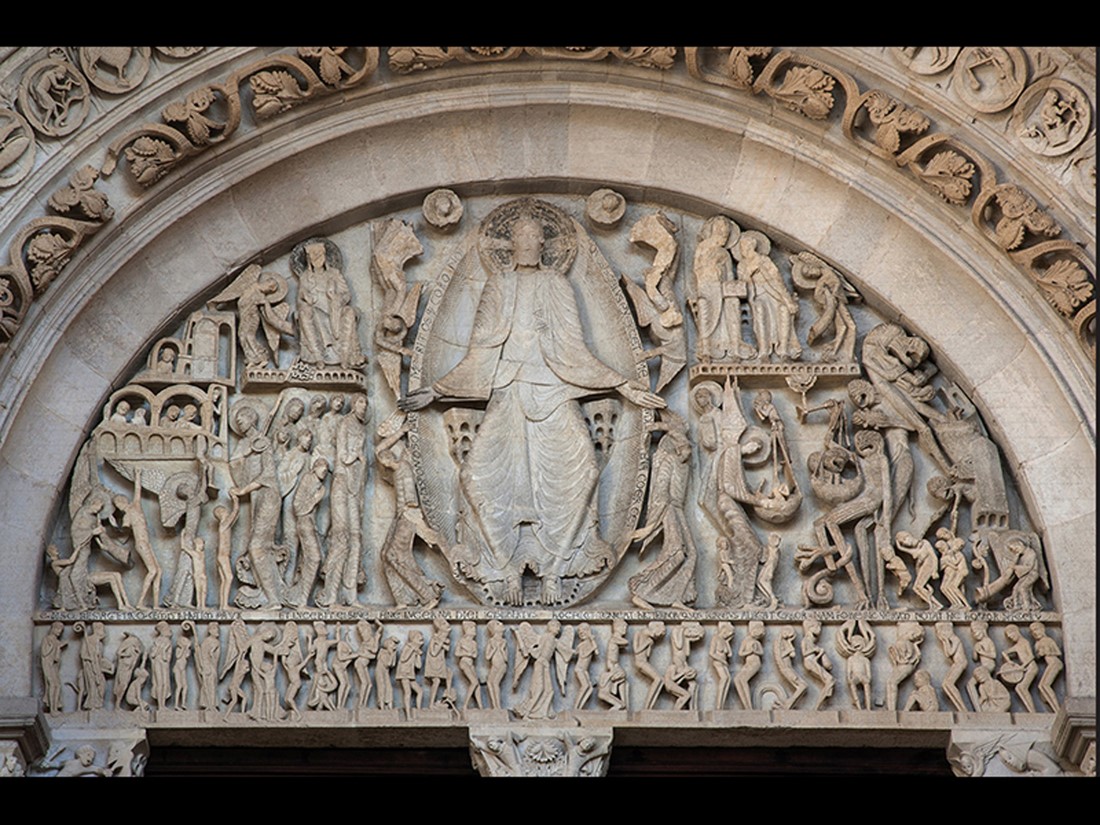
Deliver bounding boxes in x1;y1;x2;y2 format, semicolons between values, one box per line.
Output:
39;616;1062;719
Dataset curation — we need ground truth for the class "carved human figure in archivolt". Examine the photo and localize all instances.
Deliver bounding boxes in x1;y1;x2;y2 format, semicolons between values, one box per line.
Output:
404;198;662;606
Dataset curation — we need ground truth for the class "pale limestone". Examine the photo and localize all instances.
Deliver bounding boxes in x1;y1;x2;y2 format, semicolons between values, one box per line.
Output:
0;46;1094;778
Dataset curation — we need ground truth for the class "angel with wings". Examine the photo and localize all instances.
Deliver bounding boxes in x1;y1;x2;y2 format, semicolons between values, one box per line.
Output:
371;219;423;398
210;263;294;368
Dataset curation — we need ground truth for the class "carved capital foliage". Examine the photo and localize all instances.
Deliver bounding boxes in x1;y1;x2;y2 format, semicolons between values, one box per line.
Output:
470;726;612;777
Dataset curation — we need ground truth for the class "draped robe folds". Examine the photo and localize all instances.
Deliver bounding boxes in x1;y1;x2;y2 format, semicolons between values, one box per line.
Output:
432;265;628;583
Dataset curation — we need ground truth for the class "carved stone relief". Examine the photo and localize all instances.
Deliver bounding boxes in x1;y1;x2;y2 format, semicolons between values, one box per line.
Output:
16;54;90;137
1;46;1092;366
952;48;1028;114
28;190;1067;762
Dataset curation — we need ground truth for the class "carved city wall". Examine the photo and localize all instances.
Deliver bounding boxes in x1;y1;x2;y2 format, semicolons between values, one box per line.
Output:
0;47;1094;777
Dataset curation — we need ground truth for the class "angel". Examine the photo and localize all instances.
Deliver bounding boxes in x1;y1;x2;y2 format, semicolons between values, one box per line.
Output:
210;263;294;368
622;212;687;392
629;211;682;329
620;272;687;393
974;530;1047;611
628;412;696;609
836;619;876;710
790;251;858;361
371;219;424;398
